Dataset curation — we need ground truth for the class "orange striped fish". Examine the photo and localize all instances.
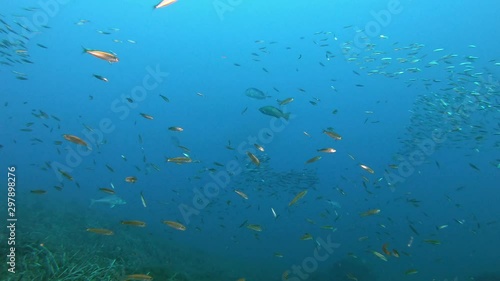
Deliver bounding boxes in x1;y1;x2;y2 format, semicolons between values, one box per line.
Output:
63;134;89;148
163;221;186;231
86;228;114;235
82;47;118;63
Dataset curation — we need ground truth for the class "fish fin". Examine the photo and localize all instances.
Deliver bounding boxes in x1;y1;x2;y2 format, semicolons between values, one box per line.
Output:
110;204;115;208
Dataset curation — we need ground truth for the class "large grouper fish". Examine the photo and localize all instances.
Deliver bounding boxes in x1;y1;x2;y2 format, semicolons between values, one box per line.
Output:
245;87;269;99
259;106;290;120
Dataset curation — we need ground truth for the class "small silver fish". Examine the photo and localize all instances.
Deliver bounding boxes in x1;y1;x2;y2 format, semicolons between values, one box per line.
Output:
90;195;126;208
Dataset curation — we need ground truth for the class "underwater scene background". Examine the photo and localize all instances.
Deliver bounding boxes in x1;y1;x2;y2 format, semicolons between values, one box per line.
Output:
1;0;499;280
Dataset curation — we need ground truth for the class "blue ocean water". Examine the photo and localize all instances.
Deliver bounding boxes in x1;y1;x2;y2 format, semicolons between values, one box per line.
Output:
1;0;499;280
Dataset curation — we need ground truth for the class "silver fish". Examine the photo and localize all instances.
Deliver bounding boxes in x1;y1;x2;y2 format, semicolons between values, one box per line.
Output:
90;195;126;208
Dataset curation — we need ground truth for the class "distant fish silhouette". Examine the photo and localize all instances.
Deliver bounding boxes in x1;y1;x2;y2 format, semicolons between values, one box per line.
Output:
326;200;341;209
245;88;269;100
90;195;126;208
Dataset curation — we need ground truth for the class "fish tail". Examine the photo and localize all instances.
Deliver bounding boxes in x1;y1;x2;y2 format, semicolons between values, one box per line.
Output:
82;46;89;54
89;199;95;208
283;112;290;120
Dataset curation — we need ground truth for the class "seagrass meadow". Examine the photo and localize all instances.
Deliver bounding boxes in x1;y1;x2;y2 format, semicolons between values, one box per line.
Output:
2;1;500;281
